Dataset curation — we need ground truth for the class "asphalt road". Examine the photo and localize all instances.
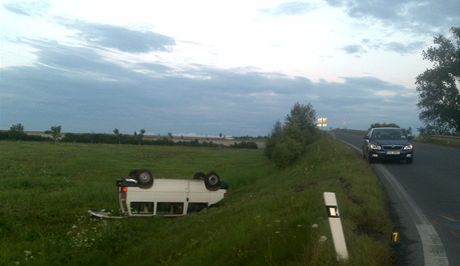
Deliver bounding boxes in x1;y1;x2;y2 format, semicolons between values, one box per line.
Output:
334;130;460;266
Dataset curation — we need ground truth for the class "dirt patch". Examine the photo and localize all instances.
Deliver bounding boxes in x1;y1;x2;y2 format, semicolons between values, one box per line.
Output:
348;195;364;207
291;181;317;192
353;223;386;242
337;176;352;190
337;176;364;207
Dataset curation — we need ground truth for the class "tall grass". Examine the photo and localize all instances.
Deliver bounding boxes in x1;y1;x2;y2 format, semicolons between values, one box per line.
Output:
0;136;394;265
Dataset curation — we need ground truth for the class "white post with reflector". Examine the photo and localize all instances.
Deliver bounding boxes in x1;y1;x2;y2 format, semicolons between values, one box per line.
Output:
323;192;349;261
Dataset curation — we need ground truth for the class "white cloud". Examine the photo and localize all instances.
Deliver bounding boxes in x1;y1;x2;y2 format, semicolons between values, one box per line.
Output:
375;90;398;97
2;0;446;134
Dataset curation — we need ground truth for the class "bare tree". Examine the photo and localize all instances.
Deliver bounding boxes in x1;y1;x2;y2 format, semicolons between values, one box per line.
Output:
50;125;62;143
113;128;121;144
138;129;146;144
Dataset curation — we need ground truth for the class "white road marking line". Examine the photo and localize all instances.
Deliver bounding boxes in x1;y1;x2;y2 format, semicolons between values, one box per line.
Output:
340;139;361;152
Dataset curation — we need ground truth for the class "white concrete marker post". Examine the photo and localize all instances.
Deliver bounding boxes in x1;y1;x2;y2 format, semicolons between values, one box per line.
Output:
323;192;349;261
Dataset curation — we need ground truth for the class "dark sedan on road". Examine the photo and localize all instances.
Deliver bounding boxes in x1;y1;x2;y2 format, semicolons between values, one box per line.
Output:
362;127;414;163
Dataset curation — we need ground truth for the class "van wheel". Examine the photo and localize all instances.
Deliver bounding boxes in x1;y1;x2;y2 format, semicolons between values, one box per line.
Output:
205;172;220;190
220;181;229;190
128;169;139;179
138;169;153;184
193;172;206;180
130;169;153;188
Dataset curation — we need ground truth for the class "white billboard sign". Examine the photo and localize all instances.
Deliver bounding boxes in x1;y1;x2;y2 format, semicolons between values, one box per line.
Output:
316;117;328;128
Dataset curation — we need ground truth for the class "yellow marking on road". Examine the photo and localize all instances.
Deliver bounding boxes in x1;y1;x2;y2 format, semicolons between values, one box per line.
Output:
392;232;400;243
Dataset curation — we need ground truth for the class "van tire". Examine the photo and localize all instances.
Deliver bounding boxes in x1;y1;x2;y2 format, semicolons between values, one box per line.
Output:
205;172;220;190
129;169;154;188
193;172;206;180
128;169;139;179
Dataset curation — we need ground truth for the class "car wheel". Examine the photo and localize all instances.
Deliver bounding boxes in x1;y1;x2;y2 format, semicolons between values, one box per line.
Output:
205;172;221;190
366;153;374;164
406;158;413;164
193;172;206;180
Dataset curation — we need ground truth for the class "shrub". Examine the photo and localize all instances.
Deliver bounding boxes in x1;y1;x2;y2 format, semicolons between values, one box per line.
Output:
265;103;318;167
271;136;303;167
231;141;258;149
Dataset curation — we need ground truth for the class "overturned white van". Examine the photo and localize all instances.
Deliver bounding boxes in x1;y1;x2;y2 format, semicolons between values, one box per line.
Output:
116;170;228;217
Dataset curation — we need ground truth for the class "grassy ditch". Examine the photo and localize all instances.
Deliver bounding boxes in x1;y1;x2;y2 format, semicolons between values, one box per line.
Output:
415;136;460;148
0;135;394;265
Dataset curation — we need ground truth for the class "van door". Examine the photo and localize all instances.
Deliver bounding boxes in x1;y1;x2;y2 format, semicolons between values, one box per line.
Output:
186;180;210;214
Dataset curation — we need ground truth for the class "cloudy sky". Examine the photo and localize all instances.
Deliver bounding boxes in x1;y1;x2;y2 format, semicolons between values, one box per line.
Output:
1;0;459;136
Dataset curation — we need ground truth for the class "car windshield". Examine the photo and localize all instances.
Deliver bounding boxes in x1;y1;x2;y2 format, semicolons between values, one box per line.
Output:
372;129;405;140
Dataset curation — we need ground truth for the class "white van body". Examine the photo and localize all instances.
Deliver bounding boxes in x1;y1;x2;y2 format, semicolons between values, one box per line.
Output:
118;178;227;216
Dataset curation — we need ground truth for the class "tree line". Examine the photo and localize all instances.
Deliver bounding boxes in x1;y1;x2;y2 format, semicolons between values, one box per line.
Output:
0;123;258;149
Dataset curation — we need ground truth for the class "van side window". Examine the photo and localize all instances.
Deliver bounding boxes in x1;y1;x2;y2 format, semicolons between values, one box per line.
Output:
157;202;184;215
187;203;208;213
130;202;154;214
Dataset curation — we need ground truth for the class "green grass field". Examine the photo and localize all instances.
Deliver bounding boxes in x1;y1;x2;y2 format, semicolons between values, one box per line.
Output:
0;135;394;265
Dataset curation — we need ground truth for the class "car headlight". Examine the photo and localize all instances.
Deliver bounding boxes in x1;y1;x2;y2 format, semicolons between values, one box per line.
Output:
369;143;382;150
403;144;413;150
